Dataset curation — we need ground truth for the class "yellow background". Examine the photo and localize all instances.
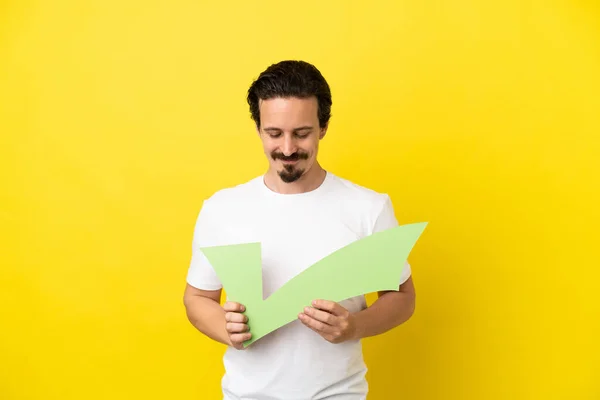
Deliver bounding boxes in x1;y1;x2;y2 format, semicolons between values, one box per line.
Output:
1;1;599;399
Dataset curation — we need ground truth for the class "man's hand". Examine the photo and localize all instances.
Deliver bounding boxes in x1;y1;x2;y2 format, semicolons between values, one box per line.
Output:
223;301;251;350
298;300;359;344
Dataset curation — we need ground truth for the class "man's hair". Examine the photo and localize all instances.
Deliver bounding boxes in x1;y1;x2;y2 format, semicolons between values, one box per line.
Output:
247;60;332;129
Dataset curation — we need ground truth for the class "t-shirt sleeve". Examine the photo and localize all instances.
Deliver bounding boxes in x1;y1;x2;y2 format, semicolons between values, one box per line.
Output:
186;200;223;291
372;194;412;286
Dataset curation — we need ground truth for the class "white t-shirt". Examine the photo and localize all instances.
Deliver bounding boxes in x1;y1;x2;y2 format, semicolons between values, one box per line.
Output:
186;171;411;400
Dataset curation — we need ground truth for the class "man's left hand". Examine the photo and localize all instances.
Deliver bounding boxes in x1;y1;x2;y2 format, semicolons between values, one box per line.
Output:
298;300;359;344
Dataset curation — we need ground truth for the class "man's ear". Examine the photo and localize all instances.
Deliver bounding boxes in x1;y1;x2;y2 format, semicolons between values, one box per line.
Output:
319;123;328;139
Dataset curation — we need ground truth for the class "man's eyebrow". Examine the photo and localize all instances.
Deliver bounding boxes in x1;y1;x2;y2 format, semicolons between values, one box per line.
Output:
263;126;314;132
293;126;314;132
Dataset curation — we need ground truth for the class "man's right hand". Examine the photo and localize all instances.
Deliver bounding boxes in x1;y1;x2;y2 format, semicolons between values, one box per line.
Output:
223;301;251;350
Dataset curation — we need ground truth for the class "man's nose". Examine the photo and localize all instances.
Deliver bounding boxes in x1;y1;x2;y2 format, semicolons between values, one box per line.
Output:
281;135;296;156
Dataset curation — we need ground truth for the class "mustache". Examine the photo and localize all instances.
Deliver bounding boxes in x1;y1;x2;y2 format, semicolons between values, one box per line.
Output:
271;151;309;161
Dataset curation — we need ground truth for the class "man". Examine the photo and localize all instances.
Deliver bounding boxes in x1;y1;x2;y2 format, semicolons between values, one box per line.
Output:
183;60;416;399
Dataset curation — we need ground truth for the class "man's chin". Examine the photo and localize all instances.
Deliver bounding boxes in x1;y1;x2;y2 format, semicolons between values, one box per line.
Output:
278;168;304;183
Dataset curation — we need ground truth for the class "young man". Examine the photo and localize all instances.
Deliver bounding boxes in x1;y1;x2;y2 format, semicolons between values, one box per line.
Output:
183;60;416;399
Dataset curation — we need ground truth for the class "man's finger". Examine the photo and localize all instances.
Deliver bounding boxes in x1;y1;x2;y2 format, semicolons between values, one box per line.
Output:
302;306;338;326
225;312;248;323
226;322;249;333
311;300;346;316
230;332;251;345
298;313;334;334
223;301;245;312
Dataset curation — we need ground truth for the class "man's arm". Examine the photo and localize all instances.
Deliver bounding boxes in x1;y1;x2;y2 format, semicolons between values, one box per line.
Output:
299;194;418;342
352;275;416;339
183;284;251;349
183;284;231;345
299;276;416;343
351;194;417;338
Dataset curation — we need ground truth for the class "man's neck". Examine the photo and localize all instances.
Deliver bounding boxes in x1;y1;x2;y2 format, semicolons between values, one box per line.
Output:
264;164;327;195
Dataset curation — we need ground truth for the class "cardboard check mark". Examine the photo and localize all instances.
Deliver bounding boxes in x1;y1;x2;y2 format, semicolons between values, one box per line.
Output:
199;221;427;347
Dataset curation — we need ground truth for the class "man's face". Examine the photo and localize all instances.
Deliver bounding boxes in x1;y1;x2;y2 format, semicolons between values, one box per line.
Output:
257;96;326;183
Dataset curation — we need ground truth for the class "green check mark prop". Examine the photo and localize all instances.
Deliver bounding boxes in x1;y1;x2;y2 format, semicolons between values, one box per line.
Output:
200;221;427;347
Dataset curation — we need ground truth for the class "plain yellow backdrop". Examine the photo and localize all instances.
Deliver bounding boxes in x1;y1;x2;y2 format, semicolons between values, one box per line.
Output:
1;1;599;399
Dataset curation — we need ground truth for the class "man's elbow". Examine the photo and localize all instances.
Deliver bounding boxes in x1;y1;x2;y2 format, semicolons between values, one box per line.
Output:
399;276;416;323
405;290;416;320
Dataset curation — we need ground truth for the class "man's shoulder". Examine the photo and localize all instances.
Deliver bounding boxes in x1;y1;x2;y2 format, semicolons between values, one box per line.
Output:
200;175;263;210
325;172;393;223
327;172;390;204
210;175;262;198
325;173;396;235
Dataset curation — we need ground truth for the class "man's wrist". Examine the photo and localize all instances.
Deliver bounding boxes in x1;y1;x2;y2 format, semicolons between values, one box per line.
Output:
350;311;366;341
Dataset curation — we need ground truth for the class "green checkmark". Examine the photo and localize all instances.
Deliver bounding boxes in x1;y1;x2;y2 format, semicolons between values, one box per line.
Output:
199;221;427;347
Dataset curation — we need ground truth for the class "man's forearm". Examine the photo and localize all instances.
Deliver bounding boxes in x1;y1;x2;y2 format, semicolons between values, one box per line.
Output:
184;295;231;346
352;289;415;340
